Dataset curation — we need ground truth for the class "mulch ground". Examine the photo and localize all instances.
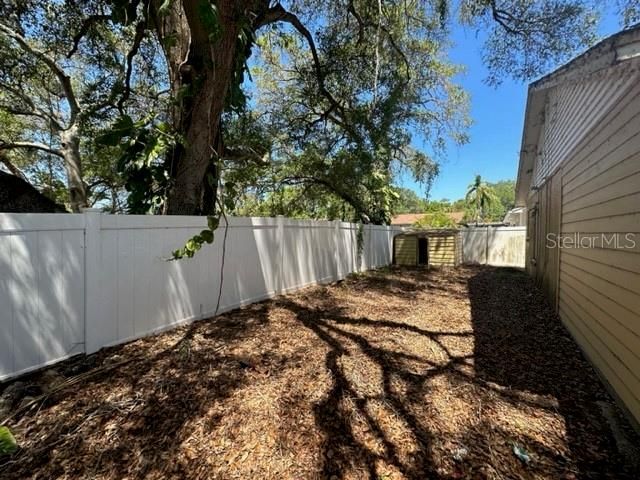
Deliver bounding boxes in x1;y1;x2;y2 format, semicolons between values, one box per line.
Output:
0;265;638;479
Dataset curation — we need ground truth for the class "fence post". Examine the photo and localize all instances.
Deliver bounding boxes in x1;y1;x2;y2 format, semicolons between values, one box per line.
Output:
83;208;103;354
485;225;489;265
276;215;285;294
334;220;341;280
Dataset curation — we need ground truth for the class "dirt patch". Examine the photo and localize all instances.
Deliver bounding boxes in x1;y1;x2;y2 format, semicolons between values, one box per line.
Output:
0;266;637;479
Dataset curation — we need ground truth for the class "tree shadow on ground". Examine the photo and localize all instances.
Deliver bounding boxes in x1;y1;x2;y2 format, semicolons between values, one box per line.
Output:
345;266;470;302
0;301;273;479
2;266;638;479
276;296;454;478
277;267;638;479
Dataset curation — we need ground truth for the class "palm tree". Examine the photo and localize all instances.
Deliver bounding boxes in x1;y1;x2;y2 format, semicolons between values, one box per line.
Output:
465;175;497;224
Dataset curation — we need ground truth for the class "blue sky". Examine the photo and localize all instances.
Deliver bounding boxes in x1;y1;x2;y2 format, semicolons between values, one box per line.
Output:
403;9;623;201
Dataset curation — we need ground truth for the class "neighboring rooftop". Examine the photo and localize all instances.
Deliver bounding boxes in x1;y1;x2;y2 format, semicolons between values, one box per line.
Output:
391;211;465;226
0;170;67;213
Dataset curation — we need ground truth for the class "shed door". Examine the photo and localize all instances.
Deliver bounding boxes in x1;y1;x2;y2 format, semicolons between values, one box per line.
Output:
418;238;428;265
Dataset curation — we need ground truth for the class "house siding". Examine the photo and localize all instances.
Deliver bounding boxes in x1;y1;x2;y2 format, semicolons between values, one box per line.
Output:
533;70;639;189
528;70;640;424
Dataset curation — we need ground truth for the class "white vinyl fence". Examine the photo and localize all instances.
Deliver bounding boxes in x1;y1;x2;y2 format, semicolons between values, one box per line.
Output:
461;226;526;268
0;211;402;380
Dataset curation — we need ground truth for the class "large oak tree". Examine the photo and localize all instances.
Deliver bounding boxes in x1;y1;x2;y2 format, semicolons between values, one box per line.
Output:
1;0;628;216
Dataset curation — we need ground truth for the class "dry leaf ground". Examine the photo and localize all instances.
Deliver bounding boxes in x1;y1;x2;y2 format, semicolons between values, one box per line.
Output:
0;266;637;479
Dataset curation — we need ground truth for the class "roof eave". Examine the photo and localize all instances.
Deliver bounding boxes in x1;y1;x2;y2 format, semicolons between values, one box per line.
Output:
515;87;545;207
515;25;640;208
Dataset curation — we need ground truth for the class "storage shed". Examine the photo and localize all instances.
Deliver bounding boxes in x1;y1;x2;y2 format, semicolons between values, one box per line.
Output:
393;230;462;267
515;25;640;426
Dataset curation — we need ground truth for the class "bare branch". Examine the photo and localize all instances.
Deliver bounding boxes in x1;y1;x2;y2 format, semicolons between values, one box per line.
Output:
256;4;343;117
67;14;112;58
0;81;64;129
118;19;147;111
0;22;81;121
0;103;61;128
347;0;365;44
0;140;63;158
0;152;27;179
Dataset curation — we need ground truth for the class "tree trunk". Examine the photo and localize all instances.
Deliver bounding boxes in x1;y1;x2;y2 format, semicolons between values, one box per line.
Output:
154;0;268;215
60;125;87;213
164;72;227;215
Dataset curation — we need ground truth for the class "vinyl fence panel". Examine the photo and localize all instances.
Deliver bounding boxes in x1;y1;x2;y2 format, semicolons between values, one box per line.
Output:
461;226;526;268
0;214;85;380
1;212;526;381
0;212;401;380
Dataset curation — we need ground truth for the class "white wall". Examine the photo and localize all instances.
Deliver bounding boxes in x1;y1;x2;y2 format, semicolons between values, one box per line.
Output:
461;226;526;268
0;212;402;380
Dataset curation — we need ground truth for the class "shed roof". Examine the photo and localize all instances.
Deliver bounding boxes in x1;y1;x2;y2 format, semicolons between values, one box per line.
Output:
395;228;460;237
515;24;640;206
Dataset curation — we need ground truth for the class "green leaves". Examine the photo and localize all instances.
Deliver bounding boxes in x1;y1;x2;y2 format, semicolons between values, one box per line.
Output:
170;178;239;260
200;229;214;244
0;426;17;455
170;220;219;260
95;115;134;147
245;0;469;224
207;215;220;230
465;175;500;223
98;115;178;214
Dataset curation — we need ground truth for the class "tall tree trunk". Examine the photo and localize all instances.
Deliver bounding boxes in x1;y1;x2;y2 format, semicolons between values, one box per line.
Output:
153;0;267;215
60;125;87;213
164;70;229;215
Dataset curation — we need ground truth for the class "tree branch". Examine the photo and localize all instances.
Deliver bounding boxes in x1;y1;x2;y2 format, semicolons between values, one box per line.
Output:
67;14;112;58
118;18;147;111
347;0;366;44
0;104;60;128
0;22;81;122
0;141;63;158
256;4;343;118
0;83;64;130
281;175;371;223
0;152;28;179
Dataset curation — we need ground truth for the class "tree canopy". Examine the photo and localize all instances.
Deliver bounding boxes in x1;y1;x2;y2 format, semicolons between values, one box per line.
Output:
0;0;630;226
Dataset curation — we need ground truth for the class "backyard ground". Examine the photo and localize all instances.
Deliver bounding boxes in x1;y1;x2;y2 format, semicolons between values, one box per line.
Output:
0;266;638;479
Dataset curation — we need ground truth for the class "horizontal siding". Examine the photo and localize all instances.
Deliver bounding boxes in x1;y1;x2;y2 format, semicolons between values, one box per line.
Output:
562;252;640;296
395;237;416;265
563;190;640;223
559;263;640;338
563;152;640;209
559;285;640;379
562;213;640;233
533;72;638;187
562;82;640;186
555;71;640;424
559;298;640;422
429;235;457;267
